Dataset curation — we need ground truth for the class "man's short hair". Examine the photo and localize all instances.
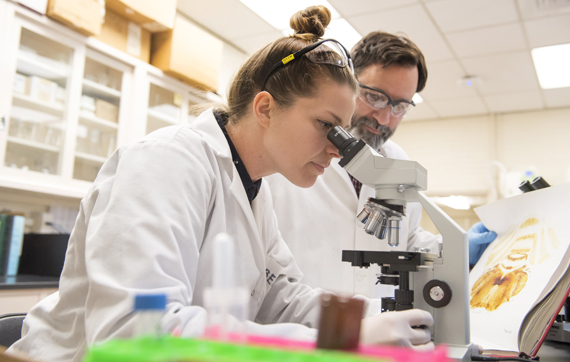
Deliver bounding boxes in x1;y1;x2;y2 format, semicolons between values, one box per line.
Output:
351;31;428;93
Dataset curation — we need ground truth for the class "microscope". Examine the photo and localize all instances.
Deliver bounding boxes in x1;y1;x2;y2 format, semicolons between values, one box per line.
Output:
327;127;477;361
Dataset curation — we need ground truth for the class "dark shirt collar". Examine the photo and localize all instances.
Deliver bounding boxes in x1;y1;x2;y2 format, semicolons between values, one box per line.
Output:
214;110;262;205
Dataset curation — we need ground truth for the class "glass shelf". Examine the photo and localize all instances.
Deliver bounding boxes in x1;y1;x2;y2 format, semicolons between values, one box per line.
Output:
74;151;107;164
12;93;64;116
79;112;120;130
83;57;122;94
4;141;60;174
7;136;60;153
74;55;125;183
16;51;69;80
146;83;181;134
147;108;178;125
82;79;121;99
18;27;71;80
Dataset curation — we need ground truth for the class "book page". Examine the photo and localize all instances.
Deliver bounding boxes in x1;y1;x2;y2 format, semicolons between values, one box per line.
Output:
470;182;570;352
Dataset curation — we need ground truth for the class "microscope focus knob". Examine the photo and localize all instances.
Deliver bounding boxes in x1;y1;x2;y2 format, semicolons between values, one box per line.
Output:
423;280;452;308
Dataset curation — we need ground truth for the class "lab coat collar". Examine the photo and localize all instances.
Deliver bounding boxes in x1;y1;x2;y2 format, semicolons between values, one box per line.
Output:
213;110;262;205
190;108;232;160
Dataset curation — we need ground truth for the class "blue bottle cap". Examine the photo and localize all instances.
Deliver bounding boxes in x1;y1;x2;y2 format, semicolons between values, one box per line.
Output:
134;294;167;310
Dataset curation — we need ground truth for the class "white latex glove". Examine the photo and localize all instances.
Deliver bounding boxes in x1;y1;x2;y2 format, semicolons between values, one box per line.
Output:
360;309;434;350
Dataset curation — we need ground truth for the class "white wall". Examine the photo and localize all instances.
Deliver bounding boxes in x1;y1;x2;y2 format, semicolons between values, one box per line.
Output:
392;106;570;234
393;115;495;196
392;107;570;197
496;108;570;187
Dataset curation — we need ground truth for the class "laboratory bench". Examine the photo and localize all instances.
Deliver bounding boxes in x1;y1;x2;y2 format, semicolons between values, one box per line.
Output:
0;275;568;360
536;340;570;361
0;275;59;290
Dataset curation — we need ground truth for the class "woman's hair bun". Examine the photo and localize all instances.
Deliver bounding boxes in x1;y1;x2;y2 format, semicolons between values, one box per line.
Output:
289;5;331;39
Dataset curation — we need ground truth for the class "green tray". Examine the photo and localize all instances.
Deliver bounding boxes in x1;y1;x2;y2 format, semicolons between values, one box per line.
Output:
83;336;387;362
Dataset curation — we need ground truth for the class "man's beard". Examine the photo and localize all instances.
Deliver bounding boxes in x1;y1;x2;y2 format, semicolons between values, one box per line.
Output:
346;116;395;151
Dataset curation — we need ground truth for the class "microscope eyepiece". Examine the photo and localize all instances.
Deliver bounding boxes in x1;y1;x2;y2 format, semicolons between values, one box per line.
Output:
531;176;550;190
327;126;358;156
519;176;550;193
327;126;367;165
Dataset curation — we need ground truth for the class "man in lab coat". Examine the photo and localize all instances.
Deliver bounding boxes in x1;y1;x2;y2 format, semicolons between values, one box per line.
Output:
266;31;495;298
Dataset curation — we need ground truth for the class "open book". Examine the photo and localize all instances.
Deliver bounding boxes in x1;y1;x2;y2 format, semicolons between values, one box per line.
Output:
469;182;570;358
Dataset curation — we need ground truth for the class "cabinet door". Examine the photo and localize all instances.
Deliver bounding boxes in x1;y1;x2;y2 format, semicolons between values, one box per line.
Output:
74;50;132;182
145;79;185;135
2;22;78;176
144;75;217;134
127;71;214;141
185;88;224;125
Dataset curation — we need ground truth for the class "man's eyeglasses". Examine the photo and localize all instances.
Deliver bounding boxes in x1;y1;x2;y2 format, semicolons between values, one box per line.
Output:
261;39;354;91
358;83;415;118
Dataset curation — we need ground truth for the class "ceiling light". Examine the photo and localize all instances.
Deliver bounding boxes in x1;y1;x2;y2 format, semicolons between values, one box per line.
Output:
281;19;361;51
240;0;361;50
457;75;482;88
531;43;570;89
323;19;361;51
413;93;423;104
240;0;340;31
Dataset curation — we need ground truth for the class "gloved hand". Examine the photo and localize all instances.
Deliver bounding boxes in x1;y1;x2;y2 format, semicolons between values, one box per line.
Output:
360;309;434;350
468;222;497;265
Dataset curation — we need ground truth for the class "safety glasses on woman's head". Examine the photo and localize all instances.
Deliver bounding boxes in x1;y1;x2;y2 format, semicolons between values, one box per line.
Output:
261;39;354;91
358;83;415;118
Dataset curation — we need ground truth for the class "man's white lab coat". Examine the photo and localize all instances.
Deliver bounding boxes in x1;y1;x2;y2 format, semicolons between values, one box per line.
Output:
10;110;375;362
266;140;441;298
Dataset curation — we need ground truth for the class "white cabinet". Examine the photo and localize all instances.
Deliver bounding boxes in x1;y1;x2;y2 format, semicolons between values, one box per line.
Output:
0;2;218;199
4;22;81;178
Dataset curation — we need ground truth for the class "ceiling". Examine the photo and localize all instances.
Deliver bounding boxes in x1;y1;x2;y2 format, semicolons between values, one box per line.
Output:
177;0;570;121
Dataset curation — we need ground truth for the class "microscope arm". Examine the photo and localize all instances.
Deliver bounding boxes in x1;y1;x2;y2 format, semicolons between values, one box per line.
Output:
409;189;471;347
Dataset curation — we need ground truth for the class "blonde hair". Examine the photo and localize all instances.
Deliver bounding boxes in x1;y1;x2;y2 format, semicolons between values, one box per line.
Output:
218;5;357;124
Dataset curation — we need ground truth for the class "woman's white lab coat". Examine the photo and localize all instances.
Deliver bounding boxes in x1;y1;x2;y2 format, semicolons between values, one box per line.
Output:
266;140;441;299
10;110;333;362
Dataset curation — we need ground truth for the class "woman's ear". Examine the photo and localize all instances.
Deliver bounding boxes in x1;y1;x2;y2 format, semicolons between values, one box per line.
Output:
252;91;274;129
